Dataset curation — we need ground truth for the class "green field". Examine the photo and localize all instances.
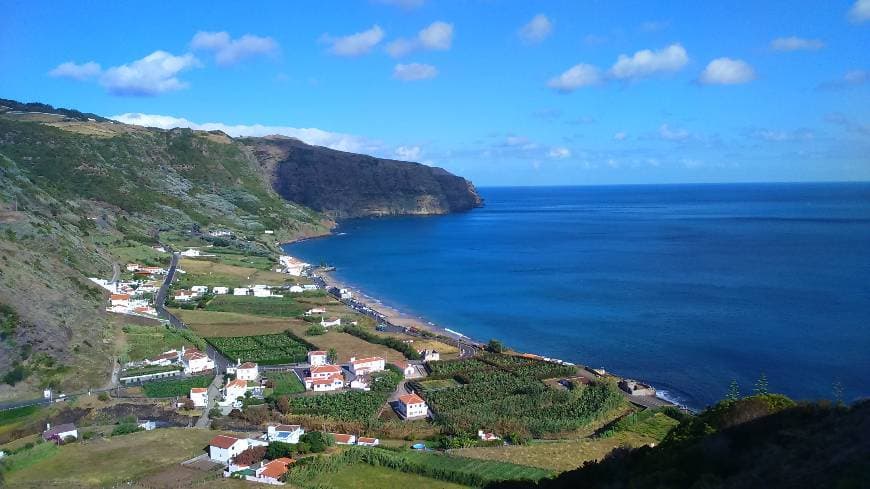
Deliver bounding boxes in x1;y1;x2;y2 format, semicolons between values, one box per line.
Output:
122;324;205;362
206;332;315;365
205;295;307;317
0;405;43;426
401;451;552;483
142;375;212;398
417;379;462;392
268;372;305;396
316;462;468;489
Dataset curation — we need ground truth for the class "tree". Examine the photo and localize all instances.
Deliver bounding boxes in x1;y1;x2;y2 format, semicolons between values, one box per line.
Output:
182;398;195;410
233;446;266;466
754;373;769;395
726;379;740;401
300;431;331;453
306;325;326;336
486;339;504;353
276;395;291;415
327;348;338;364
266;441;295;459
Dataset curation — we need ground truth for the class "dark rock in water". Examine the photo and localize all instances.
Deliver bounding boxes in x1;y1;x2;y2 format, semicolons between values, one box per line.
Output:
245;136;484;219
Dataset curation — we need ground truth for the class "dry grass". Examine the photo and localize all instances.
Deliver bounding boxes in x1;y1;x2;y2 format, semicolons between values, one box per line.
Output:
284;322;408;365
177;258;290;287
173;309;299;337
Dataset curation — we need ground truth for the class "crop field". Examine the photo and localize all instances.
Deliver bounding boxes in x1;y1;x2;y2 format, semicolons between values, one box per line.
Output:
315;462;468;489
417;378;462;392
176;257;292;288
416;354;623;436
172;309;299;337
267;372;305;396
142;375;212;398
207;249;276;270
204;295;307;317
401;451;553;483
288;369;402;420
206;332;315;364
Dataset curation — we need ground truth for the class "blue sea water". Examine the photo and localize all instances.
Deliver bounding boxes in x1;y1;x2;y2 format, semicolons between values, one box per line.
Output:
284;183;870;409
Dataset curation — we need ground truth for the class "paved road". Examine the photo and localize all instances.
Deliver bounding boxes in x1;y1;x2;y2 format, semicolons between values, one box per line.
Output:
109;262;120;284
155;252;180;320
195;375;224;428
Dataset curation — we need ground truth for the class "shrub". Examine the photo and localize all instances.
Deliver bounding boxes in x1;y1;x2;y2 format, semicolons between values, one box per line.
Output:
97;392;110;402
111;423;143;436
305;324;326;336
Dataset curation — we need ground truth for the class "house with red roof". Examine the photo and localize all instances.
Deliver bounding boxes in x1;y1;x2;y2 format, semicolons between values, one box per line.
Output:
255;457;294;484
330;433;356;445
110;294;130;307
398;393;429;420
235;361;259;381
181;346;215;374
190;387;208;407
307;350;327;366
356;436;380;446
349;356;385;375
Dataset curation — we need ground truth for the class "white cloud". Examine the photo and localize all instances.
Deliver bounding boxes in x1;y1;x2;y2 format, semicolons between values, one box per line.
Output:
770;36;824;52
385;21;453;58
849;0;870;23
48;61;101;80
640;20;669;32
609;43;688;80
753;129;815;141
321;25;385;56
393;63;438;81
547;64;602;92
547;147;571;159
394;145;422;161
519;14;553;44
818;69;869;90
100;51;201;96
699;57;755;85
659;123;690;141
418;21;453;50
190;31;278;65
110;112;380;153
613;131;627;141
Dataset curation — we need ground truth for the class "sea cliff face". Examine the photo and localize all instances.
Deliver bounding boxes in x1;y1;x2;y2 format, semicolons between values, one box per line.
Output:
244;136;484;219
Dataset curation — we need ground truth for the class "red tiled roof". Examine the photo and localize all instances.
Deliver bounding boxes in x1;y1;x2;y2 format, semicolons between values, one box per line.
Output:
311;374;342;386
308;350;327;356
110;294;130;300
357;437;378;444
238;362;257;369
352;356;383;366
311;365;341;375
399;393;425;406
259;458;294;479
331;433;354;444
226;379;247;389
209;434;240;449
191;387;208;393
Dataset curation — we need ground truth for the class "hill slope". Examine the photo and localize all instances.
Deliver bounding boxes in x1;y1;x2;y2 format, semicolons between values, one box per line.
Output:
245;136;484;218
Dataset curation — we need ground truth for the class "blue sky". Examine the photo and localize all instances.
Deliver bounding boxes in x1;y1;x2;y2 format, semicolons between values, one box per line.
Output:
1;0;869;186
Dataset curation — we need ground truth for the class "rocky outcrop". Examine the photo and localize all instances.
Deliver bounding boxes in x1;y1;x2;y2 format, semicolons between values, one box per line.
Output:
245;136;484;219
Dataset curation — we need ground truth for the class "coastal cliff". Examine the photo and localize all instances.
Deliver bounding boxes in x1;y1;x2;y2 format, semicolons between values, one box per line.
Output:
244;136;484;219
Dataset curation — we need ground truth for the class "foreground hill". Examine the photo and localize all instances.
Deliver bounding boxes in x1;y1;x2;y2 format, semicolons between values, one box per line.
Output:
488;394;870;489
246;136;484;218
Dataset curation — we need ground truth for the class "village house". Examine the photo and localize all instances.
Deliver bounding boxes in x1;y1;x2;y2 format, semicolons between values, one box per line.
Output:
110;293;130;307
126;263;141;272
42;423;77;443
264;423;305;444
235;361;259;381
181;346;215;374
356;437;380;446
254;457;293;484
320;317;342;328
349;376;369;390
233;287;250;296
190;387;208;408
141;266;165;275
174;290;196;302
213;286;229;295
304;364;344;391
350;356;385;376
396;361;420;379
305;308;326;316
421;349;441;362
330;433;356;445
224;379;248;402
397;393;429;420
339;288;353;300
289;285;304;294
180;248;203;257
208;435;267;463
145;350;179;367
191;285;209;294
307;350;328;367
253;288;272;298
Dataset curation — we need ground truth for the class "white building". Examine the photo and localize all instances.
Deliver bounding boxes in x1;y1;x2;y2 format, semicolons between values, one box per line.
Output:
349;356;385;376
320;317;341;328
288;285;303;294
307;350;328;367
110;294;130;307
138;420;156;431
421;349;441;362
235;361;259;381
174;290;196;302
180;248;203;257
233;288;250;296
356;437;380;446
213;286;229;295
224;379;248;402
181;347;215;374
304;365;344;391
42;423;78;443
264;424;304;444
339;288;353;300
208;435;265;463
252;288;272;298
330;433;356;445
397;393;429;419
190;387;208;408
191;285;209;294
305;308;326;316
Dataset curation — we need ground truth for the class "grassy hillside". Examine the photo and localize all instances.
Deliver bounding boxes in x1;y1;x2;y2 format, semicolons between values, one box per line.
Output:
0;100;330;400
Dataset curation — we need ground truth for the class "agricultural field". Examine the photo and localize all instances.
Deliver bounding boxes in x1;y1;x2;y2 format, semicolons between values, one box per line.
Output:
173;309;300;337
108;243;168;268
206;332;314;364
400;451;553;483
284;322;408;365
0;428;218;487
417;354;623;436
266;372;305;396
176;257;293;288
288;369;402;420
207;248;276;270
204;295;308;317
417;378;462;392
122;324;204;361
0;405;47;445
314;462;469;489
142;375;212;398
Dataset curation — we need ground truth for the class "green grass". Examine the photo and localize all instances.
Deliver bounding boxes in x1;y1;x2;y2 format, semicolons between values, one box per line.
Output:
0;405;43;426
206;332;314;365
401;451;552;483
108;244;168;268
316;462;468;489
142;375;212;398
0;440;59;473
205;295;307;317
417;379;461;392
268;372;305;396
604;409;681;440
123;324;204;362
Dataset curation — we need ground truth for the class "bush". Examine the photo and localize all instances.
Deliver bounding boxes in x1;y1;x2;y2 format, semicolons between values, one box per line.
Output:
305;324;326;336
111;423;143;436
97;392;110;402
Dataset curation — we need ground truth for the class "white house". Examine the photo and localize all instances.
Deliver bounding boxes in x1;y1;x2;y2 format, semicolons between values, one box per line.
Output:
174;290;196;302
233;288;250;296
181;347;215;374
252;288;273;298
254;458;293;484
138;420;157;431
213;286;229;295
208;435;248;463
421;349;441;362
264;230;274;235
190;387;208;408
330;433;356;445
264;424;304;444
180;248;203;257
42;423;78;443
224;379;248;402
110;294;130;307
307;350;328;367
306;375;344;392
141;266;166;275
126;263;141;272
397;393;429;420
339;288;353;300
397;361;419;379
235;361;259;381
308;365;342;380
191;285;209;294
145;350;179;366
350;356;385;376
356;437;380;446
320;317;341;328
289;285;304;294
305;308;326;316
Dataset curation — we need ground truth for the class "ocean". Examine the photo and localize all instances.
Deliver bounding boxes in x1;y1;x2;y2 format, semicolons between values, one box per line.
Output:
284;183;870;409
